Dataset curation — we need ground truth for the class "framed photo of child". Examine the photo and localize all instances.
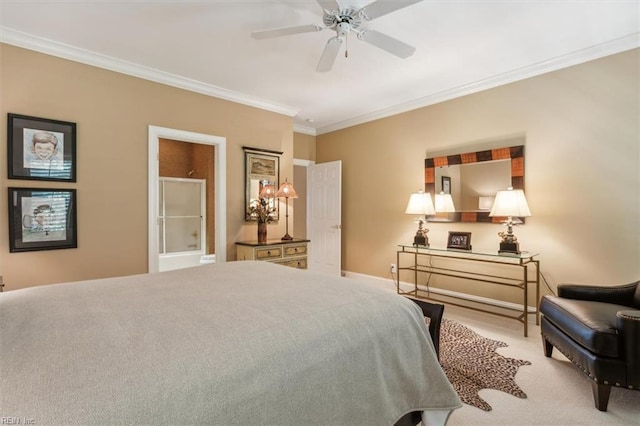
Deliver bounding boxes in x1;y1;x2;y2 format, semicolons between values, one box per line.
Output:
7;113;77;181
8;187;77;252
447;231;472;251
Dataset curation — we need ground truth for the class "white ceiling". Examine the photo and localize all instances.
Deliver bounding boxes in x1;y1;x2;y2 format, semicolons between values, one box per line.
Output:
1;1;638;135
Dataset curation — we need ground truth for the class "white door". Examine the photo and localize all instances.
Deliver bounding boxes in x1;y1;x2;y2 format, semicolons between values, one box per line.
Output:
307;161;342;275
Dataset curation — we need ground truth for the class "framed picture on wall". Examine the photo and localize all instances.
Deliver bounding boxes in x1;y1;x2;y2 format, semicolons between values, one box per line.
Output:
441;176;451;194
8;187;77;252
447;231;472;251
7;113;77;182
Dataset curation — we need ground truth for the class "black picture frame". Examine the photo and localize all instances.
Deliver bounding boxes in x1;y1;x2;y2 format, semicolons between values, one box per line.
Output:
441;176;451;194
8;187;77;253
7;113;77;182
447;231;472;250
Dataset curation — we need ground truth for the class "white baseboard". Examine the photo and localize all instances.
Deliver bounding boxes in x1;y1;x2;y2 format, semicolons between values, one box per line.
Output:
343;270;537;313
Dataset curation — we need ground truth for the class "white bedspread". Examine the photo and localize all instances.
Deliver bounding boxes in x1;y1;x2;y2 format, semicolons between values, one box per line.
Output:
0;261;460;425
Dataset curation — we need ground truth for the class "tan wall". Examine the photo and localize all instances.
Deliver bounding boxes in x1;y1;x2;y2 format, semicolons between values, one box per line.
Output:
0;44;293;290
293;132;316;162
293;165;307;238
292;132;315;239
316;49;640;302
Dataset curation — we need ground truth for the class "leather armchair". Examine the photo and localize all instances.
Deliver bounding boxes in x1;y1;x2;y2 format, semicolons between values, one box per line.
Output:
539;281;640;411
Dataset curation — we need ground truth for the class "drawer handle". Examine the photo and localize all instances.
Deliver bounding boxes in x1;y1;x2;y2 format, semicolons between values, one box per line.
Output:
267;251;271;256
294;248;298;252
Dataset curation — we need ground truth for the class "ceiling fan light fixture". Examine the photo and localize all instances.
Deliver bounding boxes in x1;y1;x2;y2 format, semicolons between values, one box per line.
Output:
336;21;352;37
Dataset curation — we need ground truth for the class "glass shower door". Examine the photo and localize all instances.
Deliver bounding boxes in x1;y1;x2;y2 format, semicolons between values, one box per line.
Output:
159;178;205;256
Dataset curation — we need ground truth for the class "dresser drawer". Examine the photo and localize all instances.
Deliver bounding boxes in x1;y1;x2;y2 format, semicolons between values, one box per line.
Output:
274;257;307;269
283;244;307;258
236;239;309;270
255;247;282;260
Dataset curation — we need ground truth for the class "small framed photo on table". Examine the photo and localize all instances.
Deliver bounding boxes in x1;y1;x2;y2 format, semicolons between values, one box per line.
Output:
8;187;77;253
7;113;77;182
447;231;472;251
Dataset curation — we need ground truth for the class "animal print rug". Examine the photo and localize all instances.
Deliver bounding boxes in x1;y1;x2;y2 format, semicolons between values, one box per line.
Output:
440;319;531;411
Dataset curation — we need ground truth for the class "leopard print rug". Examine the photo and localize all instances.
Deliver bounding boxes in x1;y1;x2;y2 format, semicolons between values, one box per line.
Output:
439;319;531;411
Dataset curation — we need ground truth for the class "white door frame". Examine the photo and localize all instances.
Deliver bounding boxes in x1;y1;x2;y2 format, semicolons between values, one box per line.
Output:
148;126;227;273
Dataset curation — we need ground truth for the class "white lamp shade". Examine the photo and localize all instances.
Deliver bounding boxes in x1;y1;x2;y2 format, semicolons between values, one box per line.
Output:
405;191;435;215
489;187;531;217
435;192;456;213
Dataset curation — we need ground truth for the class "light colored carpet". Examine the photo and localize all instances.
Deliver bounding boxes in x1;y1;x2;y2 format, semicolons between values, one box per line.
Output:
443;305;640;426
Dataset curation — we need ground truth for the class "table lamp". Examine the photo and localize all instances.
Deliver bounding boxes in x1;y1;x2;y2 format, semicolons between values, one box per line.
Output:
435;191;456;213
489;187;531;254
405;190;435;246
259;183;275;200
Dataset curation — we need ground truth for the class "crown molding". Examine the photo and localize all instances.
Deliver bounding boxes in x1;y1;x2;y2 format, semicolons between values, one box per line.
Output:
0;27;299;118
293;123;317;136
3;26;637;135
293;159;315;167
316;33;640;135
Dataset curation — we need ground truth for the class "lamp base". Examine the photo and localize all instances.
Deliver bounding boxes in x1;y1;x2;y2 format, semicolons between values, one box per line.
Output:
498;242;520;254
413;234;429;247
281;233;293;241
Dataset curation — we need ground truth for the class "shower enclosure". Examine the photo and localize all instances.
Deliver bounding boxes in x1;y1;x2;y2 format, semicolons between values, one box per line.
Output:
158;177;206;271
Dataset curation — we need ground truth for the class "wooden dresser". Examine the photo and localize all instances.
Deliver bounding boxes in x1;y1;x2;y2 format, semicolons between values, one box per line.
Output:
236;239;310;270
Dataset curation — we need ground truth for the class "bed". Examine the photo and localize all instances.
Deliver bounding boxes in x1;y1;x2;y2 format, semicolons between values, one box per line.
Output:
0;261;461;425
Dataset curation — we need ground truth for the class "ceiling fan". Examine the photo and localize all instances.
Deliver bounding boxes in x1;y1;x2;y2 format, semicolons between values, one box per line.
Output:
251;0;424;72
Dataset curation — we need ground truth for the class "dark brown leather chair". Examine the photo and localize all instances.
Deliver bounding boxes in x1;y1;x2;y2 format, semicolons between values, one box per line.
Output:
539;281;640;411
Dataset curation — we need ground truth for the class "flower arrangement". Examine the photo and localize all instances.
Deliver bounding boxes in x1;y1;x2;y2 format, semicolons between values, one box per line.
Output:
247;197;276;223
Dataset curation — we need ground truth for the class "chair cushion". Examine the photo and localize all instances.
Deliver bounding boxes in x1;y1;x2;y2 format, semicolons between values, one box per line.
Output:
540;295;627;358
634;282;640;308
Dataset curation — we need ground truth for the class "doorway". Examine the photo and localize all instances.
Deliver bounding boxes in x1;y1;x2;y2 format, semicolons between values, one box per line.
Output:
293;160;312;238
148;126;227;273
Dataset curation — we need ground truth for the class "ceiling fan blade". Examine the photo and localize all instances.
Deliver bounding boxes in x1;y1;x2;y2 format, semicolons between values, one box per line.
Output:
252;24;323;40
359;0;424;21
316;0;341;12
316;37;343;72
358;29;416;58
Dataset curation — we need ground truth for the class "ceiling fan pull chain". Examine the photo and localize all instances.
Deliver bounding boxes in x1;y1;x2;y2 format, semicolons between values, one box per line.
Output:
345;35;348;58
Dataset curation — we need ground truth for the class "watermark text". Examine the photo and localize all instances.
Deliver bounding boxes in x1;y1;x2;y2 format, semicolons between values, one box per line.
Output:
0;417;36;425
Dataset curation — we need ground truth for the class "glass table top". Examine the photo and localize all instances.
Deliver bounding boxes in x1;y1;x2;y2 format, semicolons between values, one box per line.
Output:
398;245;539;262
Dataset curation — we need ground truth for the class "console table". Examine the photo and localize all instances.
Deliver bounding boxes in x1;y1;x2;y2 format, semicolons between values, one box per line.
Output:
396;245;540;337
236;239;309;269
